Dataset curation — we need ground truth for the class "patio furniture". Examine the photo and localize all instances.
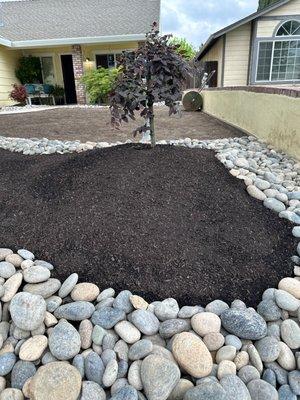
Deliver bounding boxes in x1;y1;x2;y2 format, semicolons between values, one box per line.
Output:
25;84;56;106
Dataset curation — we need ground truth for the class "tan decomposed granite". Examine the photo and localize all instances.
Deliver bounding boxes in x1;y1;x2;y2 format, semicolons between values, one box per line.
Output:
0;135;299;399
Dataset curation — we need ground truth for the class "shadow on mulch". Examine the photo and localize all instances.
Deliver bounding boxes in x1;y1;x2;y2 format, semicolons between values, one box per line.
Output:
0;144;296;307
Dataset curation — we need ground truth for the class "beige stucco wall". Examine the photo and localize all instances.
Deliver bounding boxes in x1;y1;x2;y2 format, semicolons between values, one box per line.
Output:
223;23;252;87
200;38;224;86
0;46;22;106
202;89;300;160
267;0;300;16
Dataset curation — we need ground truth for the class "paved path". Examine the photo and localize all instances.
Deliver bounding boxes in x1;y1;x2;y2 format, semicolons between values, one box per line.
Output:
0;106;242;142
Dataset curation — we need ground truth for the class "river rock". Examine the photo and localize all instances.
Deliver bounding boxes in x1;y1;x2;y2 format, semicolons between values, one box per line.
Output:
71;283;100;302
130;295;148;310
5;254;23;268
275;290;300;312
80;381;106;400
263;198;285;213
0;353;16;376
220;375;251;400
288;370;300;395
128;339;153;361
277;342;296;371
10;292;46;331
115;321;141;344
247;379;278;399
131;310;160;335
184;380;227;400
110;385;138;400
0;262;16;279
172;332;212;378
1;273;23;302
84;351;105;385
19;335;48;362
278;278;300;299
17;249;34;260
23;265;50;284
191;312;221;336
113;290;133;313
168;379;194;400
0;388;23;400
141;355;180;400
54;301;95;321
281;320;300;349
247;185;267;201
278;385;297;400
11;361;36;390
58;273;78;298
91;307;125;329
255;336;280;362
30;362;82;400
23;278;61;298
220;308;267;340
0;249;13;261
159;319;190;338
154;299;179;321
49;320;81;360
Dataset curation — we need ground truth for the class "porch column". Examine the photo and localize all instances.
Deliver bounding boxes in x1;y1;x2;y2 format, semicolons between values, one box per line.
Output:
71;44;86;105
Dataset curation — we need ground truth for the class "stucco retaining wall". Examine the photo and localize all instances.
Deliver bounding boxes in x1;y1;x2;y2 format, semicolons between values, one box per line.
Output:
202;87;300;160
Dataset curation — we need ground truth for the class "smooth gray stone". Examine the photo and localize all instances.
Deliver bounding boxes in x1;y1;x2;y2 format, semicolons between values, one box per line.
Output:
154;299;179;321
23;278;61;298
247;379;279;400
49;320;81;360
220;375;251;400
91;307;126;329
0;262;16;279
113;290;133;313
184;381;227;400
131;310;160;335
288;192;300;200
17;249;34;260
275;290;300;312
265;362;288;385
255;336;280;362
0;352;16;376
117;359;129;379
159;319;191;339
292;227;300;238
238;366;260;385
10;292;46;331
205;300;229;316
225;334;242;350
128;339;153;361
11;360;36;389
264;198;285;213
72;354;85;378
288;370;300;395
178;306;203;318
262;369;277;388
141;355;180;400
221;308;267;340
110;386;138;400
23;265;51;283
45;296;62;312
101;349;116;366
85;351;105;385
58;273;78;298
54;301;95;321
257;299;282;322
103;332;118;350
34;260;54;270
278;385;297;400
41;352;57;365
81;381;106;400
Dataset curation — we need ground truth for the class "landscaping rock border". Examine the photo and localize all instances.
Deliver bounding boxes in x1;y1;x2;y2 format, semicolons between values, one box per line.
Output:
0;135;299;399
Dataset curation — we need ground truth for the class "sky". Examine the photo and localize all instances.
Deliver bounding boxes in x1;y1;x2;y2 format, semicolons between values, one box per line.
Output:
161;0;258;49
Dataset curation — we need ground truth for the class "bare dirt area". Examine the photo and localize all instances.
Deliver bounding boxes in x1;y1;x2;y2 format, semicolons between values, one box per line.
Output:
0;106;242;142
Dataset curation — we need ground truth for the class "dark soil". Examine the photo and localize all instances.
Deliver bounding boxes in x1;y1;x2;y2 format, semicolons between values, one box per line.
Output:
0;107;242;142
0;145;296;307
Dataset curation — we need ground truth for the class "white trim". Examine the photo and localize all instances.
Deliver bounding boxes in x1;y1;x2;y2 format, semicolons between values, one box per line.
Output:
255;38;300;83
275;18;300;36
5;34;146;49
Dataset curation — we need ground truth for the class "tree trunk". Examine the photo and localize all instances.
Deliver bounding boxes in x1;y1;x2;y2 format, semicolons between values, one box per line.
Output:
149;105;155;148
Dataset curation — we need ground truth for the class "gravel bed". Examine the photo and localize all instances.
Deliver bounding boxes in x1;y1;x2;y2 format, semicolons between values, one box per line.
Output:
0;135;299;399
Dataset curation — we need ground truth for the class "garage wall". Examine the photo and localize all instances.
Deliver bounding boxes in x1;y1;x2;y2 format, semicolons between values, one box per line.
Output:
202;87;300;160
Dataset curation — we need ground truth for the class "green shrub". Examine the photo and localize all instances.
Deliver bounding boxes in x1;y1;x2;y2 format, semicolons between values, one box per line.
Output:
169;37;196;60
15;56;43;84
82;67;120;104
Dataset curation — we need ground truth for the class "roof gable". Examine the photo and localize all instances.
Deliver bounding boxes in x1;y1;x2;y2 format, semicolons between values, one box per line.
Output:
197;0;292;60
0;0;161;48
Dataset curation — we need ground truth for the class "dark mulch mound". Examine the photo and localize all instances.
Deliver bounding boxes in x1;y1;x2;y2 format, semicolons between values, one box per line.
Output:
0;145;296;307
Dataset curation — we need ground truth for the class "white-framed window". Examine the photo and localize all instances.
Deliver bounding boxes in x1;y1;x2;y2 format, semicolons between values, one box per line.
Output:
256;20;300;82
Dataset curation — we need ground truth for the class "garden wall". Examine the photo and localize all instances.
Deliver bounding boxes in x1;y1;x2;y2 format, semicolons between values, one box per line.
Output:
202;87;300;160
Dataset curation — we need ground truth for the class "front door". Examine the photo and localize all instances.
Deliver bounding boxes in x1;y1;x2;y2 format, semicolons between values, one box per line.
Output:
61;55;77;104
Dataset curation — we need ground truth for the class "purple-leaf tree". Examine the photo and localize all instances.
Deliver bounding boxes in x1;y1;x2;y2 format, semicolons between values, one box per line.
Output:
110;23;192;147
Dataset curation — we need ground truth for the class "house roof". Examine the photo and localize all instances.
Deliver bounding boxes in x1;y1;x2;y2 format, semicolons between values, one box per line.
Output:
196;0;291;60
0;0;161;48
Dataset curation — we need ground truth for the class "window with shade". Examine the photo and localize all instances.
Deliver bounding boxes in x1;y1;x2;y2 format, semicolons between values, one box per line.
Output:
256;20;300;82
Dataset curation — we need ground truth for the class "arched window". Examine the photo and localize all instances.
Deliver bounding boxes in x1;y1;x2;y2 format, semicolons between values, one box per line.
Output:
276;20;300;36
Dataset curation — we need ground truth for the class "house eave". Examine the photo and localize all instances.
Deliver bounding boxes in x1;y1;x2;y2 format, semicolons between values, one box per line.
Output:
1;33;146;49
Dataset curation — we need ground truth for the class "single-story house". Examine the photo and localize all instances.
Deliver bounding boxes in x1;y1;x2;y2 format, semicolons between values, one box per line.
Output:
0;0;161;105
197;0;300;87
